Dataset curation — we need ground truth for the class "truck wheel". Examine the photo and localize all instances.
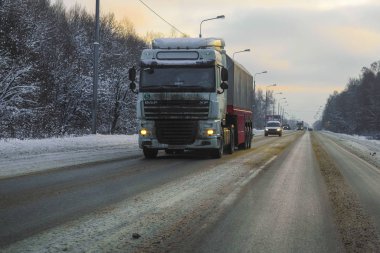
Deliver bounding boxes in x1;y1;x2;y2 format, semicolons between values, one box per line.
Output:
211;137;223;159
245;128;250;149
227;128;235;154
143;147;158;159
247;128;252;149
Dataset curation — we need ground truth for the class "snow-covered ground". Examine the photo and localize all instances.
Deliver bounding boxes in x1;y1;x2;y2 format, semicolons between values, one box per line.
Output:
322;131;380;168
0;130;266;179
1;130;376;179
0;134;139;179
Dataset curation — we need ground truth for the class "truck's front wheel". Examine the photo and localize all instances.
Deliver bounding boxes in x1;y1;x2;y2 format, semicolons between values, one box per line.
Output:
143;147;158;159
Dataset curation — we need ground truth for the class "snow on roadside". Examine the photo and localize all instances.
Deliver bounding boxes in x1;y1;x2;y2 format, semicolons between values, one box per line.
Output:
322;131;380;168
0;134;139;179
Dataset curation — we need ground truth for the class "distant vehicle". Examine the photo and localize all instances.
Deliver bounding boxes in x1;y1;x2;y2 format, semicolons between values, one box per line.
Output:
265;121;283;137
296;121;304;130
308;127;313;131
282;124;291;130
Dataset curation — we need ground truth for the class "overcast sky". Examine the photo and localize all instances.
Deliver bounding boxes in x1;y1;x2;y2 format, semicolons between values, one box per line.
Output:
56;0;380;125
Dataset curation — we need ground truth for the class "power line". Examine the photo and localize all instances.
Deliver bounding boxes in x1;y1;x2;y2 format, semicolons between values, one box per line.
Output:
137;0;187;36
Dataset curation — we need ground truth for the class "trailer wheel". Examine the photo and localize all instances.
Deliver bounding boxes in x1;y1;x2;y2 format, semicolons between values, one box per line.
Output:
246;127;252;149
143;147;158;159
248;128;252;149
227;127;235;154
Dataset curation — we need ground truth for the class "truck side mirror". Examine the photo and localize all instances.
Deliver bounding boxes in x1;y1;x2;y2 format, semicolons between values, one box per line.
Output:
130;82;136;91
129;67;136;82
220;82;228;90
128;67;138;93
221;67;228;82
218;81;228;94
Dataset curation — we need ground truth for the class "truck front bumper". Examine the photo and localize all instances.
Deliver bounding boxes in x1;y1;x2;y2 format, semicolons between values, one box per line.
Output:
139;135;221;150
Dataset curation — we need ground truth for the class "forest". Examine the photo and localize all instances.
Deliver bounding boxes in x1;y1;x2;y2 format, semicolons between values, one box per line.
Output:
1;0;283;139
320;62;380;137
0;0;145;138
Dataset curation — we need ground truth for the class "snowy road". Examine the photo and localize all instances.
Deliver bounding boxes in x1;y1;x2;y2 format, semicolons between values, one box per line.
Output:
1;131;380;252
1;131;298;251
190;132;343;253
316;132;380;236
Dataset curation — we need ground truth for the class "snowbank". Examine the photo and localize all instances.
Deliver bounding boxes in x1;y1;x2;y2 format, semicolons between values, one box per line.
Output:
0;134;139;178
322;131;380;168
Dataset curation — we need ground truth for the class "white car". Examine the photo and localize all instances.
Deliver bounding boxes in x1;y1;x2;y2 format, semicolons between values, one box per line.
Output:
265;121;283;137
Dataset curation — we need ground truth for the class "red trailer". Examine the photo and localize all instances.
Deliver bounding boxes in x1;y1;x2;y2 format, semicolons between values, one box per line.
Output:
226;55;254;149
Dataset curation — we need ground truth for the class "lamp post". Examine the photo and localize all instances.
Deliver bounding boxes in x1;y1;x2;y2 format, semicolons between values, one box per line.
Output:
199;15;225;38
253;71;267;128
92;0;100;134
233;49;250;59
277;97;286;115
265;84;277;124
272;92;282;116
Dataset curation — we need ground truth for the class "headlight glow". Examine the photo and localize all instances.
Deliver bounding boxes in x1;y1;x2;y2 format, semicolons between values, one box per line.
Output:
277;128;281;131
140;128;148;136
206;129;215;136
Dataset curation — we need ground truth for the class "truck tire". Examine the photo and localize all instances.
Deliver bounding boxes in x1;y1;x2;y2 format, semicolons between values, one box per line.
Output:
247;127;252;149
227;127;235;154
239;127;249;150
143;147;158;159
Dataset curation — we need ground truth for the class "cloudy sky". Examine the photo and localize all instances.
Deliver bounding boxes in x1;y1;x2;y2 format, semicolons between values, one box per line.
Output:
57;0;380;125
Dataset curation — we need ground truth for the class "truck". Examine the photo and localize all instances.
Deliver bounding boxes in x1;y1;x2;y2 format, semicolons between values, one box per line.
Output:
128;38;253;159
296;121;304;130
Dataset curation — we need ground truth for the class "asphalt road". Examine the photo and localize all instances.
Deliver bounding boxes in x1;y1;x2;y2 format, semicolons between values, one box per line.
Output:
5;130;376;252
0;131;296;248
191;133;343;253
316;132;380;235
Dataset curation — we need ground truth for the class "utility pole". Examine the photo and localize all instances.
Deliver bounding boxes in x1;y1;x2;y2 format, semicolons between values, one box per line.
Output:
92;0;100;134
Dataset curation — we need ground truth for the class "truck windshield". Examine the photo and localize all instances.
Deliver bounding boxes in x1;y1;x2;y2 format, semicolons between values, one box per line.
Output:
140;67;215;92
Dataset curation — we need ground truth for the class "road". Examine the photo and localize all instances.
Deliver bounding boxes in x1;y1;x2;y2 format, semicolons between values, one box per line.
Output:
1;131;379;252
316;132;380;236
190;132;342;253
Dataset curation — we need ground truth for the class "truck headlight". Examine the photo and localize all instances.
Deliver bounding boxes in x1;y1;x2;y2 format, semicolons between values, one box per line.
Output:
265;128;269;131
206;129;215;136
140;128;148;136
277;128;281;131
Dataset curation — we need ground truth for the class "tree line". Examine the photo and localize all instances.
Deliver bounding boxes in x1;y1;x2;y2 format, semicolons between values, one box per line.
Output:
0;0;282;139
320;61;380;137
0;0;146;139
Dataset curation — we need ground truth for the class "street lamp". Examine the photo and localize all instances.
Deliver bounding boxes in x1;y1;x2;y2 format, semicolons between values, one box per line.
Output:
233;49;250;59
273;92;282;115
277;97;286;116
272;92;282;116
253;71;267;128
265;84;277;124
92;0;100;134
199;15;225;38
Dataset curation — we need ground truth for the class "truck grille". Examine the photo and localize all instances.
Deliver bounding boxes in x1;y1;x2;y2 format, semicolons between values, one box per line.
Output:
156;120;198;145
144;100;209;120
